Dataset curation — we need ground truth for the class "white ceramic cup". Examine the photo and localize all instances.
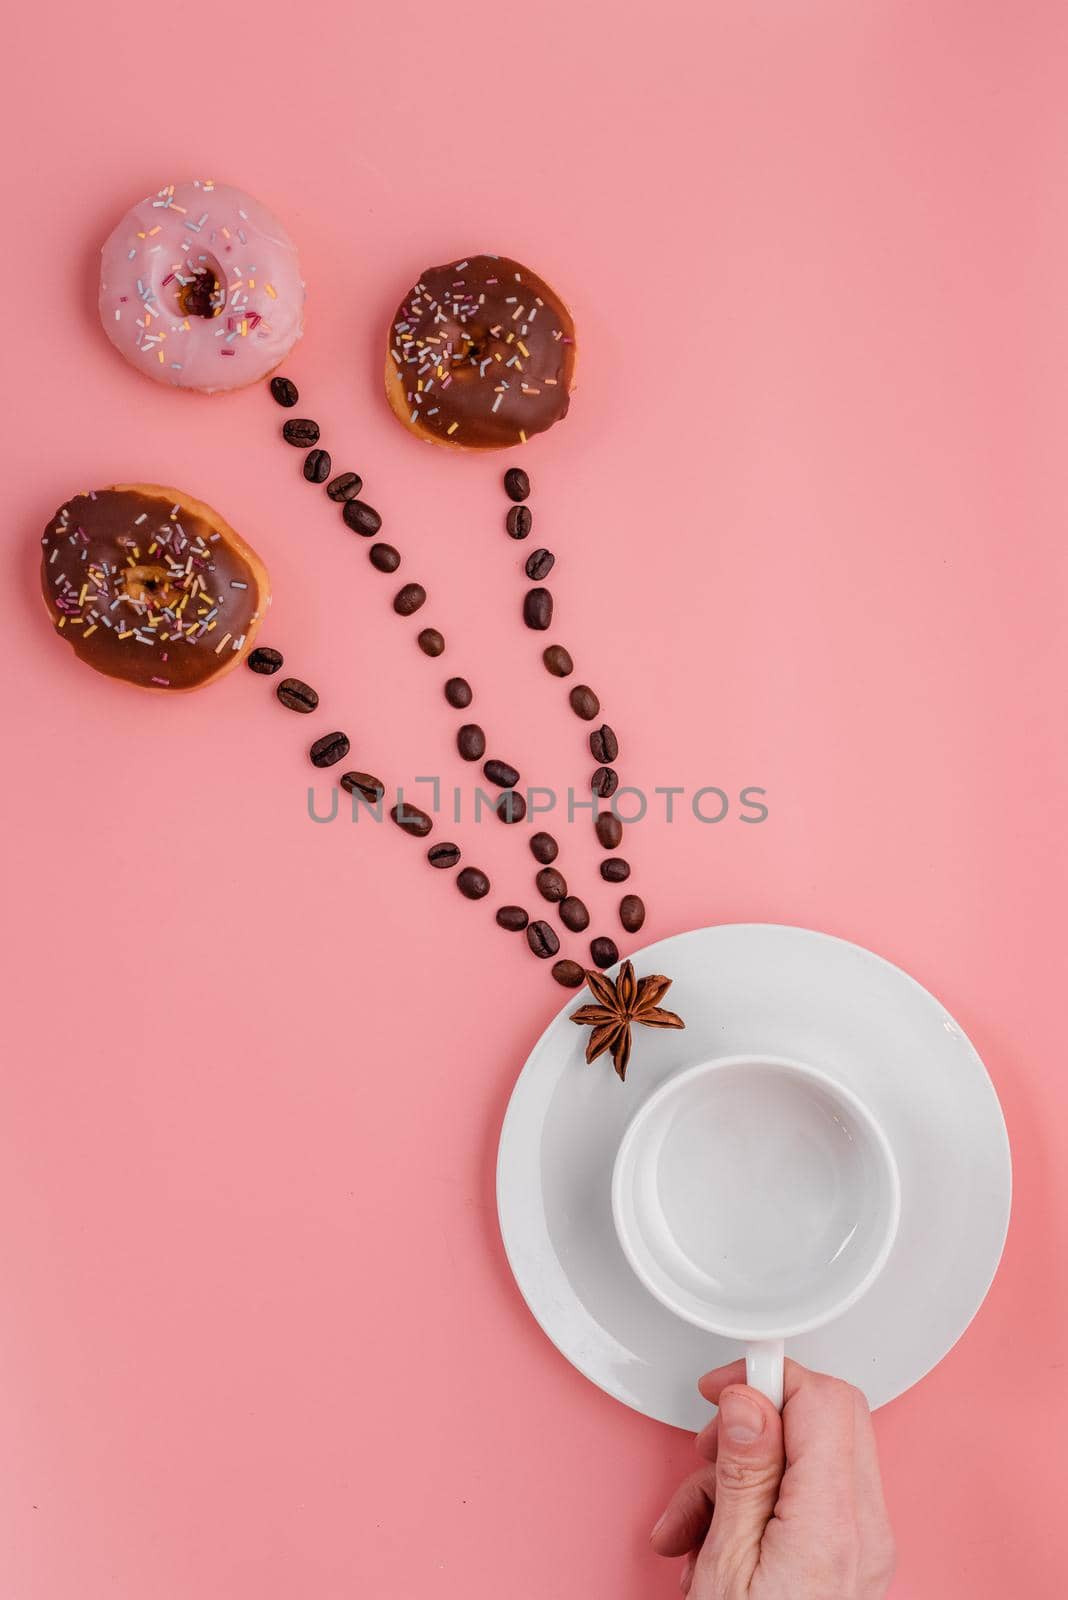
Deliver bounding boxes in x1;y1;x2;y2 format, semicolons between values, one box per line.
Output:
611;1055;901;1409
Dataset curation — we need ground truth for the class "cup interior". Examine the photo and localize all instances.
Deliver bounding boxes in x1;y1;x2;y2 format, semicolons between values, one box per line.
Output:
612;1057;900;1339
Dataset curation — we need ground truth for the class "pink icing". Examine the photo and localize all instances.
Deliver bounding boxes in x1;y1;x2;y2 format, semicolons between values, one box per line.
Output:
99;179;304;393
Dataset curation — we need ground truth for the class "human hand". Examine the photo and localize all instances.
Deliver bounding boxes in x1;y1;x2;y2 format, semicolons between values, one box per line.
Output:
650;1360;896;1599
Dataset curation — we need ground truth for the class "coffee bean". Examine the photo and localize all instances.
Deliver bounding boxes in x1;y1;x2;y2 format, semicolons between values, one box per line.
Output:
552;959;586;989
504;467;531;502
457;723;486;761
283;417;319;446
525;548;555;581
457;866;490;900
418;628;445;656
369;543;401;572
569;685;600;720
530;831;558;864
310;731;350;768
306;732;348;768
589;723;618;763
303;448;331;483
524;588;553;630
277;677;318;713
393;583;427;616
601;857;630;883
559;895;590;932
590;936;619;969
327;471;363;501
506;505;532;540
496;905;529;932
428;841;461;869
542;644;573;677
483;758;519;788
391;801;433;838
536;867;567;903
620;894;646;933
445;677;473;709
270;376;299;407
340;771;384;805
595;811;623;849
496;791;526;823
247;646;283;675
342;499;383;536
591;766;619;798
527;920;560;958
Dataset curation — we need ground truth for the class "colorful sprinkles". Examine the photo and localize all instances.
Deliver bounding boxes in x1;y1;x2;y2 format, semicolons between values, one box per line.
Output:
387;255;575;448
40;488;267;690
99;181;304;393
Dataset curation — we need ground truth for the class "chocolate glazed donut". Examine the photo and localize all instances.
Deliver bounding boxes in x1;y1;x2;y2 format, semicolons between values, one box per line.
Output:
40;484;270;691
386;255;576;450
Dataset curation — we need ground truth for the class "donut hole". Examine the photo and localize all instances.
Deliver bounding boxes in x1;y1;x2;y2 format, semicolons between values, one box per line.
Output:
174;254;225;319
123;564;180;610
452;324;490;372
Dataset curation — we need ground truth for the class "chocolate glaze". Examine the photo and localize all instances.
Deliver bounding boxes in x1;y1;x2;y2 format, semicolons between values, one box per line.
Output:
389;255;575;448
40;487;267;690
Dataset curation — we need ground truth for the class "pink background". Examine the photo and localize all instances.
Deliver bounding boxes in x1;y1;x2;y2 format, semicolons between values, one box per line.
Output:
1;3;1066;1596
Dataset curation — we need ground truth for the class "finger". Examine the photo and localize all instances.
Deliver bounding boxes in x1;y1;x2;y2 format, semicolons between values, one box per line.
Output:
701;1358;859;1487
850;1388;888;1524
679;1551;697;1595
698;1360;747;1404
779;1369;858;1490
699;1357;810;1408
851;1389;897;1586
706;1386;786;1585
694;1414;719;1463
650;1467;717;1556
770;1376;887;1591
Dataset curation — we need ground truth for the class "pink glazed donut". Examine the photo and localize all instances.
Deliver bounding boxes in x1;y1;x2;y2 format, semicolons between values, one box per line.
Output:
99;180;304;392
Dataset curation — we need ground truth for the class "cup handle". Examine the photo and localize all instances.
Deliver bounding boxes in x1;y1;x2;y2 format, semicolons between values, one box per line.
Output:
745;1339;784;1411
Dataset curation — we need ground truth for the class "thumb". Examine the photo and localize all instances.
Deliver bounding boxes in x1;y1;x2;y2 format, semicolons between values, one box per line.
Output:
707;1385;785;1591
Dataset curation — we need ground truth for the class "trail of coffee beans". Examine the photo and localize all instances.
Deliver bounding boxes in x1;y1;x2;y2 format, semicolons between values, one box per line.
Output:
259;373;645;985
503;465;644;945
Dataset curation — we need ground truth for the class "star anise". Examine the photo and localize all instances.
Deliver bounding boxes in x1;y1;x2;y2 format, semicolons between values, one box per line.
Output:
569;961;684;1081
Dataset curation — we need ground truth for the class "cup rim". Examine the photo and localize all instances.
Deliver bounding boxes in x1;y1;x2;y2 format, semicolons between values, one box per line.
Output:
611;1053;903;1340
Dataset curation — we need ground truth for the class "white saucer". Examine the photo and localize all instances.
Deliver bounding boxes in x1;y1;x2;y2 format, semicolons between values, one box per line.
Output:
496;924;1011;1429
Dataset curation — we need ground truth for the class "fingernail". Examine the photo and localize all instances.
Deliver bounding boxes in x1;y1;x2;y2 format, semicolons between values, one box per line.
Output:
649;1511;666;1540
719;1390;765;1444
